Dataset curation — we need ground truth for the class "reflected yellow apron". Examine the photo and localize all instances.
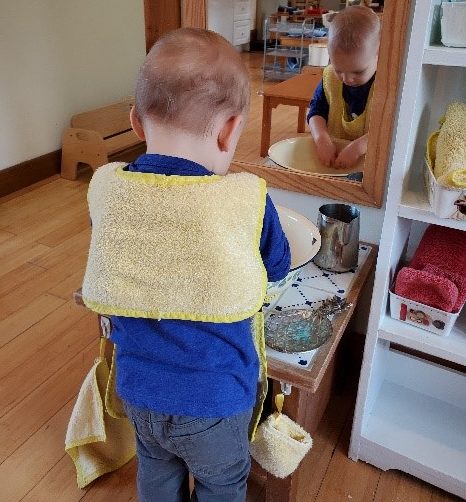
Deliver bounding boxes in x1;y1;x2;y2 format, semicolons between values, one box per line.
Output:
323;64;374;141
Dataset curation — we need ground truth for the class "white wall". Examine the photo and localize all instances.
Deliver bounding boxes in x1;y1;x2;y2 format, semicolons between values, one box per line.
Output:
255;0;280;38
269;188;385;244
0;0;145;171
250;0;257;30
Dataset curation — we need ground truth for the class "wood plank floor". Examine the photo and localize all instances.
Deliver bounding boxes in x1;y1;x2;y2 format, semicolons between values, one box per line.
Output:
0;53;461;502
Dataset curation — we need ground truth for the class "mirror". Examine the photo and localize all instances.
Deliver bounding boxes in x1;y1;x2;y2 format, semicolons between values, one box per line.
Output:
228;0;411;208
145;0;411;208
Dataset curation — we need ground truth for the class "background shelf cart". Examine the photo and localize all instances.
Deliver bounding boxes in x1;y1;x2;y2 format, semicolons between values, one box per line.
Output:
262;17;316;82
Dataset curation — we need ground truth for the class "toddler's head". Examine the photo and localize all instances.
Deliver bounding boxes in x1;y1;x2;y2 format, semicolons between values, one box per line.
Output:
133;28;250;138
328;6;380;87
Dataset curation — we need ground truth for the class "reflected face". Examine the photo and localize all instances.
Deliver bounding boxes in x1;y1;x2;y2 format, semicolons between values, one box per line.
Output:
329;44;378;87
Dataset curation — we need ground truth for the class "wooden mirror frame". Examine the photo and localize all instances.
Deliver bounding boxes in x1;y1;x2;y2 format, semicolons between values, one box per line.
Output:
144;0;412;208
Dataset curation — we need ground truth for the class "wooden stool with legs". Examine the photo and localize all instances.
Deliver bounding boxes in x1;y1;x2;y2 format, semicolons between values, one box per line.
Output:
61;98;144;180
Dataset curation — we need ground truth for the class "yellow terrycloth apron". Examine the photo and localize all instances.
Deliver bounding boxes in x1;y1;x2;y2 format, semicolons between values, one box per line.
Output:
323;65;374;141
81;162;270;440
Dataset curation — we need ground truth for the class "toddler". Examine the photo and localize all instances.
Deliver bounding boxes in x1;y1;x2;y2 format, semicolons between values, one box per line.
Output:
81;28;290;502
308;6;381;168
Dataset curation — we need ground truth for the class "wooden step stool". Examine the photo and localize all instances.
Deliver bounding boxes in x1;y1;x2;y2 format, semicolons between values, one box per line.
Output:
61;98;144;180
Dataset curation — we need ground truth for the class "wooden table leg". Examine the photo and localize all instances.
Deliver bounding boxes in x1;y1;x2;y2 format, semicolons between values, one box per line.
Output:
297;105;307;133
303;356;336;435
260;95;273;157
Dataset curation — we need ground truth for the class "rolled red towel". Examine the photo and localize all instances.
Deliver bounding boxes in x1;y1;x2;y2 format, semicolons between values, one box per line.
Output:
423;264;466;313
410;225;466;274
394;267;459;312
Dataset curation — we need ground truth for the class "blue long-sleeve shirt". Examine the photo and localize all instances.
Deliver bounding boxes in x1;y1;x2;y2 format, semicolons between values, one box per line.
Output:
307;74;375;124
111;154;291;418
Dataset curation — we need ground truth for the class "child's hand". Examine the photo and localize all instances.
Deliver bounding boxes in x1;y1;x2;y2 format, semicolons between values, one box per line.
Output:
316;134;337;167
335;135;368;169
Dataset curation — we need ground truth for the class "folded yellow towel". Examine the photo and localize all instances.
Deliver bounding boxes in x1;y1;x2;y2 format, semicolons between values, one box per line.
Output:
65;342;135;488
82;163;267;323
433;102;466;188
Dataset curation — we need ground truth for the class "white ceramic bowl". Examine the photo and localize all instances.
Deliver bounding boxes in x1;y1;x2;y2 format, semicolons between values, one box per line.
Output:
266;205;321;302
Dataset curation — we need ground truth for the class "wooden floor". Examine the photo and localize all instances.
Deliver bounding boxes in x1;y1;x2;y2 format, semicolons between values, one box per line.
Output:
0;54;462;502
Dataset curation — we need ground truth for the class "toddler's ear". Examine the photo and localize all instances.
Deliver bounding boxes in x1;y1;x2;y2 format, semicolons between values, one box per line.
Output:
130;107;146;141
217;115;243;153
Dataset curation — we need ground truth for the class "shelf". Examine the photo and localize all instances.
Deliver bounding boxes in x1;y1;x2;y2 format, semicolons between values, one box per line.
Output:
399;189;466;231
365;381;466;475
265;48;304;58
269;23;310;35
423;45;466;67
360;349;466;498
263;68;300;81
379;311;466;366
269;26;293;34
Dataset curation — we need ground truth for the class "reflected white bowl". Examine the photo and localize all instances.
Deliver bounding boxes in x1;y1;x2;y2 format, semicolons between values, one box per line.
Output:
268;136;365;176
266;205;321;302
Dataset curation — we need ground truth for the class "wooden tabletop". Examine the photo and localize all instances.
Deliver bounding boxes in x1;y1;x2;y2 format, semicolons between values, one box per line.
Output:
266;242;377;393
279;36;327;48
263;69;323;101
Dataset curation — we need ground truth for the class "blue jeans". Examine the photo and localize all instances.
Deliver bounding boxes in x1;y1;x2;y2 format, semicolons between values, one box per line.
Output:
124;402;253;502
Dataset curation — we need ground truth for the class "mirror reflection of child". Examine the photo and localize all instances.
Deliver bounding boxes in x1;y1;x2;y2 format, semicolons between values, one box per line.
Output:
307;6;381;169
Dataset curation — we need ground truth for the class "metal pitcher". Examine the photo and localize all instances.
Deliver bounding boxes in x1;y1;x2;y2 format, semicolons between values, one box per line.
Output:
313;204;360;272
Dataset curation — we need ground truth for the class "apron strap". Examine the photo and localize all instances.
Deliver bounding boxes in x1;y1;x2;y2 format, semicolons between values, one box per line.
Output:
249;311;268;441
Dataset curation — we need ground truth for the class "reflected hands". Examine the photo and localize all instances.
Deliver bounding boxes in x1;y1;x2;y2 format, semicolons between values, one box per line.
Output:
334;135;368;169
315;133;337;167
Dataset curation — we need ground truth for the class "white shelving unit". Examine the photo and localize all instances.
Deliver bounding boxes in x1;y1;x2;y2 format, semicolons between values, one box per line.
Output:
207;0;251;48
349;1;466;499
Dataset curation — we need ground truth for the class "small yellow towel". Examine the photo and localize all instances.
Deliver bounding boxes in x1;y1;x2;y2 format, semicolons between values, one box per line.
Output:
65;344;135;488
249;412;313;479
433;102;466;188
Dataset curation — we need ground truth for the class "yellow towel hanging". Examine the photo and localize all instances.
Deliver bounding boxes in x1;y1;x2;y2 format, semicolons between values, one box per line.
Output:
65;337;135;488
249;389;313;478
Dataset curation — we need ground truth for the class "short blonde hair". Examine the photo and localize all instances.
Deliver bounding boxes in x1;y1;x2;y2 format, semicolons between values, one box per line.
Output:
328;6;380;53
134;28;250;136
